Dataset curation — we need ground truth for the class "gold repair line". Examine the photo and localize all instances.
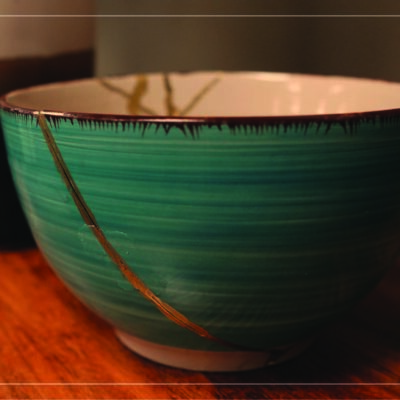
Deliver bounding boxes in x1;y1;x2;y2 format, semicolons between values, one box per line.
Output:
179;75;222;116
162;74;178;116
97;78;157;116
36;112;249;351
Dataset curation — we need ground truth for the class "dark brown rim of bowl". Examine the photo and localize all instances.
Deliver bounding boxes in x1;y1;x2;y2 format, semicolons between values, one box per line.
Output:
3;102;400;135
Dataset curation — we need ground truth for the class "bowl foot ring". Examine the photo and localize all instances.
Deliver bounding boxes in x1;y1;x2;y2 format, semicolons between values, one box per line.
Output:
115;329;313;372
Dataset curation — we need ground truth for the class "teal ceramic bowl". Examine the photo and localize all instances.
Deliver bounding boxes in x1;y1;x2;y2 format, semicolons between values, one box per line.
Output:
2;71;400;371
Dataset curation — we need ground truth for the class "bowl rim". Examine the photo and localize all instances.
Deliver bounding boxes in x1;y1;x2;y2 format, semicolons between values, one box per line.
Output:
1;70;400;126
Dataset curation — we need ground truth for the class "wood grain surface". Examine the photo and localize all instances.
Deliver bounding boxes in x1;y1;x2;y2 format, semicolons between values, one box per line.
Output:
1;247;400;399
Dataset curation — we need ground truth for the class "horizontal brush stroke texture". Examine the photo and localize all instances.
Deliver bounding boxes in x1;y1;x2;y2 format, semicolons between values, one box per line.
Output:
2;111;400;351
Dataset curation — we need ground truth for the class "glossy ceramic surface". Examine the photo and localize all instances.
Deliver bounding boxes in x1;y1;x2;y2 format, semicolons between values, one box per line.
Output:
2;71;400;370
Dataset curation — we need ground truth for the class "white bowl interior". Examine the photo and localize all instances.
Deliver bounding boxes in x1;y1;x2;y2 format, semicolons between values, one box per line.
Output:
6;71;400;117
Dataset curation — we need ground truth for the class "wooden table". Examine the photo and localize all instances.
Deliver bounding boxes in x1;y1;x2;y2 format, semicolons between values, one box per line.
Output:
1;247;400;399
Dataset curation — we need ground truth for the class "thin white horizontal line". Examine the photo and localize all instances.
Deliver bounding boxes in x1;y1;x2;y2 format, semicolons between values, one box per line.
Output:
0;382;399;386
0;14;399;18
0;394;397;400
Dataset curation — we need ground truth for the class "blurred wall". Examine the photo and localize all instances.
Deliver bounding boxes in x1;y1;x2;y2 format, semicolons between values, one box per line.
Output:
96;0;400;82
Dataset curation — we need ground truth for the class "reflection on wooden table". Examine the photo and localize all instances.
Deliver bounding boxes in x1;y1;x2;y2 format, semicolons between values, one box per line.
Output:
1;248;400;399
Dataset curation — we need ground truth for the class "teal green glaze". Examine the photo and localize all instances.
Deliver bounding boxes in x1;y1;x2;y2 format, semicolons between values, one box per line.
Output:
2;108;400;351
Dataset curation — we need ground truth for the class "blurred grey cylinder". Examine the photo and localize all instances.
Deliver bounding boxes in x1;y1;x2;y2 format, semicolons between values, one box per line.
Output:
96;0;400;82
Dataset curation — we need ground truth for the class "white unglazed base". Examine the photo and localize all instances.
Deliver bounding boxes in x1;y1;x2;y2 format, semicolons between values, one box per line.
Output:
115;330;312;372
